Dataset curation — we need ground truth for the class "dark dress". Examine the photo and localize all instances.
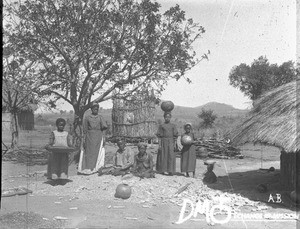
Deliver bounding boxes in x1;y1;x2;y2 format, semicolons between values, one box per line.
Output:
180;132;196;173
156;122;178;173
79;113;107;173
47;130;72;180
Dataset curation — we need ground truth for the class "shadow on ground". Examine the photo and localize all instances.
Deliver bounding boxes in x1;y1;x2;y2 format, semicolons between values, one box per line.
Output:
206;169;300;211
43;179;73;186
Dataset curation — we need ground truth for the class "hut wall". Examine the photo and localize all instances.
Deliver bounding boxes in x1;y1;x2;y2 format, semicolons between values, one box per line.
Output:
112;99;156;140
18;110;34;130
2;112;11;132
2;112;12;144
280;151;300;190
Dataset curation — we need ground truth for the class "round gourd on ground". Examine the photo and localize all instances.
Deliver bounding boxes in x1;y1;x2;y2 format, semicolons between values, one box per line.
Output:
115;184;132;199
290;190;300;203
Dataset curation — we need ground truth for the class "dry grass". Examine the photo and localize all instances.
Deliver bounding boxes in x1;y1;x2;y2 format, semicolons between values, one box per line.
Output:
231;80;299;153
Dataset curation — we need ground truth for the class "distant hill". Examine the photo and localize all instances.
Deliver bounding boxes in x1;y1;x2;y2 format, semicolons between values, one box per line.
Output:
100;102;248;123
195;102;248;116
36;102;248;126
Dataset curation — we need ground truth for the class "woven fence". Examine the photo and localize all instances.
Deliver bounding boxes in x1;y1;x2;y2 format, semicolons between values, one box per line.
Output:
112;97;157;141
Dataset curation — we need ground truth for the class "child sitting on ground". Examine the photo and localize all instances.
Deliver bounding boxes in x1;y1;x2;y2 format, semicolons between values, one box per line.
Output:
131;143;155;179
203;161;217;184
98;140;134;176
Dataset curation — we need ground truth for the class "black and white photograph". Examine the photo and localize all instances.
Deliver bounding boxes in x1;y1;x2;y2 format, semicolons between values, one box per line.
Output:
1;0;299;228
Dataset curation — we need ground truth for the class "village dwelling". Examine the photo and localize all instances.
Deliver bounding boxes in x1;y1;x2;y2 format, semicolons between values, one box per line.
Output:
231;80;299;191
2;109;35;131
111;91;157;143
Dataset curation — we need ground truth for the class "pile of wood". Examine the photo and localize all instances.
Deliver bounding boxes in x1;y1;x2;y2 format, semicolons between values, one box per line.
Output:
194;138;242;159
3;148;49;165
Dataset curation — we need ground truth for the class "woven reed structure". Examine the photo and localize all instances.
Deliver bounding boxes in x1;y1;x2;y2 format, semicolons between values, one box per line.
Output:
231;80;299;190
112;93;157;142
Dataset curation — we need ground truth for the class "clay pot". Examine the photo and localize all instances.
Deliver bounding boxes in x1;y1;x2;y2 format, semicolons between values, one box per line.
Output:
290;190;300;203
181;135;193;146
160;101;174;112
115;184;132;199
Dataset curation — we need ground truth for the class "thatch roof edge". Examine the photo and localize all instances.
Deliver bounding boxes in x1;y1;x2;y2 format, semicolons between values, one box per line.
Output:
231;80;299;153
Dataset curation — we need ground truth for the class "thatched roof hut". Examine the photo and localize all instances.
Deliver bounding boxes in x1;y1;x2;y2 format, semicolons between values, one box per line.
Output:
231;80;299;189
232;80;299;152
2;106;36;131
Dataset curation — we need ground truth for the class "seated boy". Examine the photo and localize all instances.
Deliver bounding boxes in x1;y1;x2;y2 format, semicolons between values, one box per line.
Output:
203;161;217;184
131;143;155;178
98;140;134;176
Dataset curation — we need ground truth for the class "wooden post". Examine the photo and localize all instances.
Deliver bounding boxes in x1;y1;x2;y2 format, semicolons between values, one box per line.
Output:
280;151;299;190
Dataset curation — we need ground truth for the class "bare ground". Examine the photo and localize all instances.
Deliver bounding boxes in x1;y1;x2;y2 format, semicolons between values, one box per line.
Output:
1;143;299;229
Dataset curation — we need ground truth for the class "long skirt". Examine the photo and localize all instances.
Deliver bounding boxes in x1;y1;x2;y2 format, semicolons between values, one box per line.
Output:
156;137;176;173
78;129;105;174
47;152;69;179
181;145;196;172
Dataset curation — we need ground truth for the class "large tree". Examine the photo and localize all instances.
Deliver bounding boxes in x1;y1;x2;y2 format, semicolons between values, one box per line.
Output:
228;56;297;101
2;43;42;149
4;0;206;141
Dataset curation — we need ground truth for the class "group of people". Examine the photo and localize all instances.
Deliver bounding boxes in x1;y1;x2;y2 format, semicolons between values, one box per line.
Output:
45;103;198;183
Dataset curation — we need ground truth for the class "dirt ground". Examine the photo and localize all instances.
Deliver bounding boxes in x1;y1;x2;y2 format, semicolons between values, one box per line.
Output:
1;143;299;229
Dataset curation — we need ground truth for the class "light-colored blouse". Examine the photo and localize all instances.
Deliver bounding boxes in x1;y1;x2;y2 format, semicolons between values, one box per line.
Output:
48;130;72;147
83;114;107;134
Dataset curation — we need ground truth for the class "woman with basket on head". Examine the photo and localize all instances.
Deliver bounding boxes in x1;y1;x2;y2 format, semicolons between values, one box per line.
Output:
78;102;107;175
180;123;197;177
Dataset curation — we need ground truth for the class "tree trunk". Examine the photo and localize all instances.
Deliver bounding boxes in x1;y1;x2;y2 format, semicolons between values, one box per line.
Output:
68;108;85;164
10;112;19;149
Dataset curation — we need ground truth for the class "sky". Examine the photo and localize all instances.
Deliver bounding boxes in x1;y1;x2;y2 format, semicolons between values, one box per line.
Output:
40;0;296;112
156;0;296;109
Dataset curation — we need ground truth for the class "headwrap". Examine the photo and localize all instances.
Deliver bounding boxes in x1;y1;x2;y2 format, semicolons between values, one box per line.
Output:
137;142;147;149
184;123;192;129
163;111;172;117
91;102;99;108
56;118;66;126
117;139;125;145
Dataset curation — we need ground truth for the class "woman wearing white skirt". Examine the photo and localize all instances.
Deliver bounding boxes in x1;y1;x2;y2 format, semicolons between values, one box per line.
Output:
78;103;107;175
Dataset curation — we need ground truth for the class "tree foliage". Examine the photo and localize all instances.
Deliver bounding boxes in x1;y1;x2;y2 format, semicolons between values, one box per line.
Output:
228;56;298;100
4;0;206;122
198;109;217;129
2;46;41;114
2;39;42;148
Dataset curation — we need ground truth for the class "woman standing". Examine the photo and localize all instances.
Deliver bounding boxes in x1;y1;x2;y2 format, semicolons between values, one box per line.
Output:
78;103;107;175
156;112;178;175
180;123;197;177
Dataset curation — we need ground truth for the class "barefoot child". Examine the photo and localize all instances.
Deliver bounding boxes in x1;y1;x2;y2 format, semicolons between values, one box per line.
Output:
45;118;72;181
180;123;197;177
203;161;217;184
156;112;178;175
98;140;134;176
132;143;155;178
